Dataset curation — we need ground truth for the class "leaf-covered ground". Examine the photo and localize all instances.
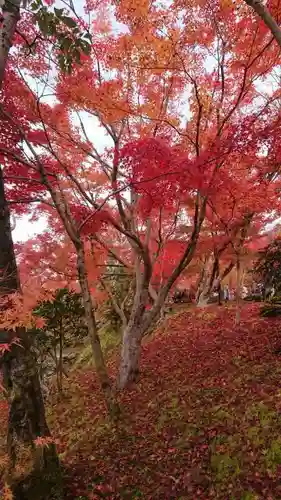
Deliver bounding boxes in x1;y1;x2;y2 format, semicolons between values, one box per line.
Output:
2;303;281;499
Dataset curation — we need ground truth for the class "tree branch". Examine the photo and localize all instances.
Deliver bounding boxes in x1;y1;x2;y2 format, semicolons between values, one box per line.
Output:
244;0;281;48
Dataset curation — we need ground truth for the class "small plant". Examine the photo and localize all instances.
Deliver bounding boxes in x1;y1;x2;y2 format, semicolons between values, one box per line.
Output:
210;406;235;425
211;452;240;482
247;426;264;447
260;296;281;317
241;491;258;500
246;402;277;429
33;288;88;392
264;438;281;472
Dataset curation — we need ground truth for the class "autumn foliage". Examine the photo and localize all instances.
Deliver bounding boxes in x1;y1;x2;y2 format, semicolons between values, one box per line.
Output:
1;0;281;496
0;0;280;390
1;303;281;498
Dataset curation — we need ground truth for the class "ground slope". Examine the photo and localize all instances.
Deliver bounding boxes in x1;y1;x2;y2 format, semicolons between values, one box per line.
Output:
2;303;281;499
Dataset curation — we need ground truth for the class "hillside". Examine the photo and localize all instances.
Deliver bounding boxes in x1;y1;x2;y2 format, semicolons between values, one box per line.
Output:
2;303;281;499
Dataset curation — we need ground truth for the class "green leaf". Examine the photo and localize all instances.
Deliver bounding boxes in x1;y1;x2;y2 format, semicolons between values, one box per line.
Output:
30;0;42;12
47;21;57;36
58;53;66;71
83;32;92;41
61;37;72;52
37;16;49;36
54;7;64;18
79;40;91;55
61;16;77;29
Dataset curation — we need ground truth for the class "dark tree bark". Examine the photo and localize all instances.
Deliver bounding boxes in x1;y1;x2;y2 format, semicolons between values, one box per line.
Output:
0;168;20;295
207;255;219;295
0;168;62;498
0;0;21;85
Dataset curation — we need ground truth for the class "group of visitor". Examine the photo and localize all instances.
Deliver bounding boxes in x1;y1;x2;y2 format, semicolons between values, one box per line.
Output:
222;285;232;301
250;283;275;300
213;280;245;304
219;284;236;303
172;282;256;306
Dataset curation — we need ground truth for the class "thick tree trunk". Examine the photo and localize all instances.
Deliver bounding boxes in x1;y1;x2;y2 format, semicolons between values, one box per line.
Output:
0;169;20;294
196;255;214;306
117;252;154;389
0;0;21;85
195;257;208;302
4;332;62;500
118;325;142;389
118;295;165;389
76;244;119;417
0;168;62;498
207;256;219;294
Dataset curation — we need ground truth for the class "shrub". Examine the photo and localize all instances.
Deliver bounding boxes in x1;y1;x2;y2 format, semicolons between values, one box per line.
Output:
260;296;281;317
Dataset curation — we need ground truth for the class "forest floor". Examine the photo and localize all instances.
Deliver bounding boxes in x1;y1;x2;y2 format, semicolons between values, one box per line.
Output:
2;302;281;499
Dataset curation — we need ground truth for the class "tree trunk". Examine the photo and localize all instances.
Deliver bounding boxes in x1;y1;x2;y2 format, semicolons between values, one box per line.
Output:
117;301;158;389
58;325;63;393
118;234;205;388
117;253;153;390
220;261;235;282
0;0;21;85
0;169;20;295
118;325;142;389
0;0;62;483
207;256;219;294
196;254;214;306
53;344;60;393
0;168;62;498
4;331;62;499
117;208;205;389
235;255;242;325
195;257;207;301
76;243;119;417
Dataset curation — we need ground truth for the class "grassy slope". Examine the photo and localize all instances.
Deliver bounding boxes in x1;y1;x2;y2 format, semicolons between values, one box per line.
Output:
2;303;281;499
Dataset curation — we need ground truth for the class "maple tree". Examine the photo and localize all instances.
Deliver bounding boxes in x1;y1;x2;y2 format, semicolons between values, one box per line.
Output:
86;0;281;385
0;1;281;495
1;0;281;395
194;175;274;313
